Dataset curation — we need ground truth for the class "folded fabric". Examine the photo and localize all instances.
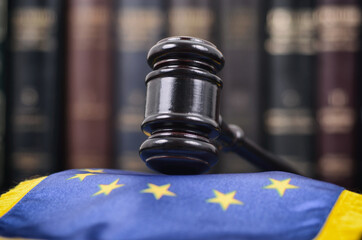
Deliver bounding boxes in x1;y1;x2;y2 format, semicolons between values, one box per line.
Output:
0;169;361;240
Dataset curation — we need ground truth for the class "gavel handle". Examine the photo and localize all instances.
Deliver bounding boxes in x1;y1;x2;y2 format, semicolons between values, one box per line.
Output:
217;119;301;175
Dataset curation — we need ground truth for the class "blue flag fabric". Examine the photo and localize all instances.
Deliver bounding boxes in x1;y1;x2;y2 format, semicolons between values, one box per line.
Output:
0;169;360;239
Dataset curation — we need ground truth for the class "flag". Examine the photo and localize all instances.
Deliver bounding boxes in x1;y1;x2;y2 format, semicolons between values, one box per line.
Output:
0;169;361;239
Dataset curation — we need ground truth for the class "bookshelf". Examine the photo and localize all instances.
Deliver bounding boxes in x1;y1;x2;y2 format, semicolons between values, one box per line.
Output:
1;0;361;192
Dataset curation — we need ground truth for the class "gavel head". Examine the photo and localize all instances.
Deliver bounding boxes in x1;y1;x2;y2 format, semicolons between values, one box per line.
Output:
139;36;225;174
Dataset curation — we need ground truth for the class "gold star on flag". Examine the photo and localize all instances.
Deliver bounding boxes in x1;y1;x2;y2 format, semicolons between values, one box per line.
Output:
264;178;298;197
82;169;104;173
93;179;124;196
207;190;243;211
68;173;95;181
141;183;176;200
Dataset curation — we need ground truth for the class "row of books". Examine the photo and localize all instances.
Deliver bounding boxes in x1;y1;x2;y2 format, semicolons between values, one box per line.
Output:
0;0;163;189
0;0;224;190
220;0;362;190
265;0;362;190
0;0;361;190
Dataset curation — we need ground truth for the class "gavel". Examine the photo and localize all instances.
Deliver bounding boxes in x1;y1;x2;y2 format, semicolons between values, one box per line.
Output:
139;36;299;175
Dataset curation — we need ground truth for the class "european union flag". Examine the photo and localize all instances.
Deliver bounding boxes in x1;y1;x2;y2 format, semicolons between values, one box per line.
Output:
0;169;361;239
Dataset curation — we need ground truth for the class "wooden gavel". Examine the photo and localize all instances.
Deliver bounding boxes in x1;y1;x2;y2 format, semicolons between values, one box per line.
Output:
139;36;299;175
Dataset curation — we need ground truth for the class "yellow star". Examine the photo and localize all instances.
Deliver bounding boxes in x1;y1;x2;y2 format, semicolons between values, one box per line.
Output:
93;179;124;196
207;190;243;211
264;178;298;197
141;183;176;200
81;169;104;173
67;173;95;181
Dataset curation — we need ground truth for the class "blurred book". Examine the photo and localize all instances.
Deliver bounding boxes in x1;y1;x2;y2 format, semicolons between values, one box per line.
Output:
261;0;316;177
65;0;113;169
218;0;262;173
315;0;361;188
167;0;219;44
6;0;65;184
0;0;6;189
114;0;166;172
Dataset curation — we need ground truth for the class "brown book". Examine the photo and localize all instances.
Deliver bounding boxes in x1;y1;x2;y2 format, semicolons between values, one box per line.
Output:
315;0;361;187
66;0;113;169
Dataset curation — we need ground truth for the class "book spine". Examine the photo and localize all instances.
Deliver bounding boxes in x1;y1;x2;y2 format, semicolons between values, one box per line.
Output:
262;0;316;177
359;47;362;190
0;0;6;188
114;0;166;171
315;0;361;187
167;0;219;44
7;0;64;183
359;65;362;190
218;0;262;173
359;16;362;190
66;0;113;169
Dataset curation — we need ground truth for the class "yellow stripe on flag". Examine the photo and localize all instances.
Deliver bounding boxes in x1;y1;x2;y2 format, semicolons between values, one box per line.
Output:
0;177;47;218
315;190;362;240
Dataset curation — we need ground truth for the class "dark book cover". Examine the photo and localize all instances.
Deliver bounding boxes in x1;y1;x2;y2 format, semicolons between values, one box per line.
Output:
315;0;361;187
218;0;262;173
6;0;65;183
358;55;362;192
0;0;7;188
66;0;113;169
262;0;316;177
114;0;166;172
167;0;219;44
358;0;362;191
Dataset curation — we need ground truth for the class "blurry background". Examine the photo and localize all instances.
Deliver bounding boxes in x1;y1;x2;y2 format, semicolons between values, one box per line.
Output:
0;0;361;192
